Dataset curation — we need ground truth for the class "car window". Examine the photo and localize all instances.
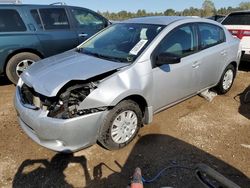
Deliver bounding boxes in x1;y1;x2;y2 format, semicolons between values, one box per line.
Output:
198;23;225;49
71;8;105;29
156;24;197;58
222;12;250;25
0;9;26;32
30;9;43;30
39;8;70;30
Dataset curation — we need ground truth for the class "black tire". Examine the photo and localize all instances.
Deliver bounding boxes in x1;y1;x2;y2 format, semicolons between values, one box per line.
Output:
6;52;41;84
216;64;236;95
98;100;142;150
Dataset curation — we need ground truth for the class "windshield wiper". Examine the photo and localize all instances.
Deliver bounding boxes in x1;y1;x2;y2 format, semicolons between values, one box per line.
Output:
100;55;124;63
81;49;127;63
80;49;102;58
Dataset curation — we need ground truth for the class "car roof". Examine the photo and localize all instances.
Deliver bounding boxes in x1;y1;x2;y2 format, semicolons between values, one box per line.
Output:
122;16;194;25
0;4;83;9
228;10;250;14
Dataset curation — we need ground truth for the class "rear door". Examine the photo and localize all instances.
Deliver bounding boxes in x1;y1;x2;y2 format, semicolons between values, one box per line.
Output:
196;23;227;90
30;7;78;57
0;7;41;74
68;7;108;44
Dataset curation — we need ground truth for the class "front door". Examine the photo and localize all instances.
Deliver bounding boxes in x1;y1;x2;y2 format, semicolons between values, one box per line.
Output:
69;7;108;44
152;23;201;111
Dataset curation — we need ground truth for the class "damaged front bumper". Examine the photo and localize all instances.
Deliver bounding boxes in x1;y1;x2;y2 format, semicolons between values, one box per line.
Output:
14;87;107;152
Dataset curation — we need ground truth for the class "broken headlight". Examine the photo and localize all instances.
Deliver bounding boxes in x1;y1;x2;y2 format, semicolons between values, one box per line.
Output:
47;82;105;119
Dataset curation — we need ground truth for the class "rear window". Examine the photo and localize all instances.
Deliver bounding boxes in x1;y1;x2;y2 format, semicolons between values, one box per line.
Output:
222;12;250;25
0;9;26;32
199;23;226;49
39;8;70;30
30;9;43;29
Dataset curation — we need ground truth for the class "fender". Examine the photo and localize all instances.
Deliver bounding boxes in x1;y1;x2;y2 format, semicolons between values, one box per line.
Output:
78;62;153;110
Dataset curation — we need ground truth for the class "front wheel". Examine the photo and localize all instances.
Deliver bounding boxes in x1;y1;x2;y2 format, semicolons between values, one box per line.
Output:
216;64;236;95
98;100;142;150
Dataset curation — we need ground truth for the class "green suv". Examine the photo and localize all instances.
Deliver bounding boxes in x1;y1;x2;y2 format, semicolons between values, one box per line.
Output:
0;3;109;84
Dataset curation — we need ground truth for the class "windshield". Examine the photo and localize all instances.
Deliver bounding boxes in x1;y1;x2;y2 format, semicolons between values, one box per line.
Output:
79;23;165;63
222;12;250;25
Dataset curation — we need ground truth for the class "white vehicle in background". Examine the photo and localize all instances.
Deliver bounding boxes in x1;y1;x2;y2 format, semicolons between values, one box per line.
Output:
222;10;250;60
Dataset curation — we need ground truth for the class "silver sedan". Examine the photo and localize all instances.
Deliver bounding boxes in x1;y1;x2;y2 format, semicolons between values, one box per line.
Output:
15;16;241;152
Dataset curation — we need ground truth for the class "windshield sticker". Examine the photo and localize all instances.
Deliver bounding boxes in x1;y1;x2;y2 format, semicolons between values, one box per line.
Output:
129;39;148;55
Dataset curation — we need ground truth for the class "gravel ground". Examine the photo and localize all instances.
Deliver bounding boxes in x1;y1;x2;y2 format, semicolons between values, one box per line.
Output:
0;62;249;188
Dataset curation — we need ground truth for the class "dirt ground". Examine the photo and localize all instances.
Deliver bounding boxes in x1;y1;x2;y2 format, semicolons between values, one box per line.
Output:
0;62;249;188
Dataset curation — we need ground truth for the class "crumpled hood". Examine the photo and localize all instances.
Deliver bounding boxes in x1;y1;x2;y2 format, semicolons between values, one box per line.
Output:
21;50;128;97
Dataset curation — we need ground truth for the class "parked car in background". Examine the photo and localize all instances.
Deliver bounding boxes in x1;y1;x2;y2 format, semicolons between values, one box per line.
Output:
0;3;109;84
222;10;250;60
206;15;225;23
15;16;241;152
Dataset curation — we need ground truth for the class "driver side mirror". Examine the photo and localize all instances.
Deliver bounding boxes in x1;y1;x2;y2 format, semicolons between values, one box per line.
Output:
155;52;181;66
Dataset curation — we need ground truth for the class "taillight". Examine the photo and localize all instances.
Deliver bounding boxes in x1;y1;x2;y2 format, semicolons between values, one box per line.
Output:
229;29;250;39
243;30;250;36
230;30;239;35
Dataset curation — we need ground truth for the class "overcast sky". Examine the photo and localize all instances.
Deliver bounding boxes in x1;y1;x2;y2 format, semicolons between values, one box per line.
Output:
22;0;242;12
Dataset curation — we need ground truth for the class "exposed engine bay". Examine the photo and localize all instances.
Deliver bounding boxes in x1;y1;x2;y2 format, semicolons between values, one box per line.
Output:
19;70;119;119
47;82;107;119
20;82;107;119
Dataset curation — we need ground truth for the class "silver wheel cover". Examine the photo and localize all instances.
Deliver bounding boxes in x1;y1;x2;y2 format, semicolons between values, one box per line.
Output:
222;69;234;90
111;110;138;144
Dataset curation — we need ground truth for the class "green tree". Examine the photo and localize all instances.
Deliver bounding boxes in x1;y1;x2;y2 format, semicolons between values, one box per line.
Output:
117;11;128;20
99;1;249;20
189;7;202;16
137;9;147;17
183;8;191;16
164;9;176;16
217;7;228;15
202;0;216;17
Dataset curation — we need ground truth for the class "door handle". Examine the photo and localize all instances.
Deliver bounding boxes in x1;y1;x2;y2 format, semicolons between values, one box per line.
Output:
78;33;88;37
192;61;200;68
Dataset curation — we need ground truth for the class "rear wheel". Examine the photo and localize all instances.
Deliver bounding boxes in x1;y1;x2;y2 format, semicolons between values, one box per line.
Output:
98;100;142;150
216;64;236;94
6;52;41;84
